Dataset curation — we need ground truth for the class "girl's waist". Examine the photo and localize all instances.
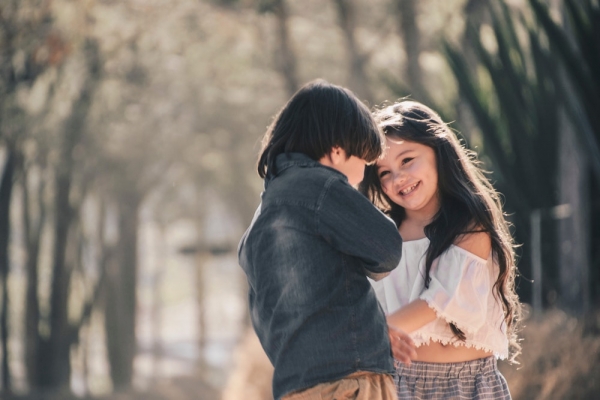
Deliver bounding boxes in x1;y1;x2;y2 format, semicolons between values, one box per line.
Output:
413;341;493;363
395;355;499;379
410;322;509;360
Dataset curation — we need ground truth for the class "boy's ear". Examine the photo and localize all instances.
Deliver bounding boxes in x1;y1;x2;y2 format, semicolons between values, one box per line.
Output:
319;146;346;167
329;146;345;165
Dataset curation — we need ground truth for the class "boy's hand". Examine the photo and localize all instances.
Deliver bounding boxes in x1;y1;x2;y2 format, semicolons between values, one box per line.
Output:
363;267;391;281
388;326;417;365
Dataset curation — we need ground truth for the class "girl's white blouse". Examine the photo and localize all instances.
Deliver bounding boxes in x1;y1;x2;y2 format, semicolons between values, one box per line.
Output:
370;237;509;359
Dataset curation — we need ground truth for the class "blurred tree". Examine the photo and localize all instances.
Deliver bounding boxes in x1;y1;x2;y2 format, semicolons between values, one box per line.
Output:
258;0;299;96
0;140;15;392
20;144;47;390
333;0;373;102
96;51;151;390
0;0;63;393
105;187;141;389
41;39;102;390
393;0;427;102
451;0;491;147
381;0;453;119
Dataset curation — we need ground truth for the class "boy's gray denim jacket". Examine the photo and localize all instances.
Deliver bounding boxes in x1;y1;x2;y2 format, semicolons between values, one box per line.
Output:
238;153;403;400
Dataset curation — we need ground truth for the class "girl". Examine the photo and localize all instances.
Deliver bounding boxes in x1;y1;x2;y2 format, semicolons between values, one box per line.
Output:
360;101;522;399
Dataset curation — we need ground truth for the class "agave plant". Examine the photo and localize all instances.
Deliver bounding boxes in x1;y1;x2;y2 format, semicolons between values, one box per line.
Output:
527;0;600;311
444;0;600;310
446;0;563;215
528;0;600;175
443;0;564;308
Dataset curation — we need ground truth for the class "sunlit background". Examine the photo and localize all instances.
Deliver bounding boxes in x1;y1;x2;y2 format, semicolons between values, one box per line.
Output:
0;0;599;399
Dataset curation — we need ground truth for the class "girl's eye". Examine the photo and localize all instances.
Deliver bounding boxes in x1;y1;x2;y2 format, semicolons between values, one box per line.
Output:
401;157;414;165
379;170;390;179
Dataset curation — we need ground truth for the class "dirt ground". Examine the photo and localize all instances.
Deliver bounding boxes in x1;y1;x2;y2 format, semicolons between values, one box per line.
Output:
499;309;600;400
222;309;600;400
4;309;599;400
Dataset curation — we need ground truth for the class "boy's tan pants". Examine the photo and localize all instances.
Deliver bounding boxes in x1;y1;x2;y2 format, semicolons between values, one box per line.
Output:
281;371;398;400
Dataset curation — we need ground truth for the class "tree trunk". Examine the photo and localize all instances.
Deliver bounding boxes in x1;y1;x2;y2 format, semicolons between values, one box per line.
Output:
272;0;299;97
42;110;88;390
454;0;489;144
44;155;75;389
558;108;591;314
333;0;372;103
42;39;100;390
21;161;44;388
105;192;140;389
0;144;15;393
393;0;427;102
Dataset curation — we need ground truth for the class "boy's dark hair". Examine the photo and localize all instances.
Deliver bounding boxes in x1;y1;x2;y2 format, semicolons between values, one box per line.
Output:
257;79;383;178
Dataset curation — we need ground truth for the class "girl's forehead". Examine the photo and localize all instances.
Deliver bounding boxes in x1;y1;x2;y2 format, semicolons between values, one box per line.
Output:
384;137;423;150
385;137;405;145
377;139;432;165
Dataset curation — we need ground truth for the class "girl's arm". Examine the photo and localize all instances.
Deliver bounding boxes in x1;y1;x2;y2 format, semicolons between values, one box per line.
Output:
388;231;492;334
386;299;437;333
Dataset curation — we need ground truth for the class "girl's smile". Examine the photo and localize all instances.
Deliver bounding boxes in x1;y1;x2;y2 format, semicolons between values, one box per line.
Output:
377;138;440;220
398;181;421;195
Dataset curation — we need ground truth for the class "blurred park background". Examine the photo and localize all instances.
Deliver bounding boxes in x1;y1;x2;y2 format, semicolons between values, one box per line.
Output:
0;0;599;399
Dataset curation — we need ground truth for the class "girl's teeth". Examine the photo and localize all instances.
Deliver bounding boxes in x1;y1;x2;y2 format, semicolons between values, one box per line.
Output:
401;183;418;195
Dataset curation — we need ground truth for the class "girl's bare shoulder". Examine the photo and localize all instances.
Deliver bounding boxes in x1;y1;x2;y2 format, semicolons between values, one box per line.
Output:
454;229;492;260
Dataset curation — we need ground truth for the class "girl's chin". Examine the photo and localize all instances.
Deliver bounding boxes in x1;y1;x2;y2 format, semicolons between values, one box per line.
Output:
392;195;418;208
396;200;426;212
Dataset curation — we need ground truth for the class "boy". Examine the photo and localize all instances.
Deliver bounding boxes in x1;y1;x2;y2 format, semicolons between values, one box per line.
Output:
238;80;416;400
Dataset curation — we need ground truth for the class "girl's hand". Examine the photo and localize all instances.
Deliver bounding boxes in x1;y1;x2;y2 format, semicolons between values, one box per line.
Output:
388;326;417;365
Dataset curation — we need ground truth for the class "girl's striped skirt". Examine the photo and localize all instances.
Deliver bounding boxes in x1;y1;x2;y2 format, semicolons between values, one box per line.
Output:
394;356;511;399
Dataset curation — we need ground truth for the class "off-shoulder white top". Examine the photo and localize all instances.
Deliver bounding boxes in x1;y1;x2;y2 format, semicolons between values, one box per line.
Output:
370;237;509;359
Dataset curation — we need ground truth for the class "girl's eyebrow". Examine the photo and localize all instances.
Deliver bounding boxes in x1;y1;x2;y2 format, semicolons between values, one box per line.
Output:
394;149;415;160
377;148;415;170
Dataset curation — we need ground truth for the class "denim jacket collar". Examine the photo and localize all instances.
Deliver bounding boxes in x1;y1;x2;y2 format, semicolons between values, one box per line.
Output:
265;152;347;188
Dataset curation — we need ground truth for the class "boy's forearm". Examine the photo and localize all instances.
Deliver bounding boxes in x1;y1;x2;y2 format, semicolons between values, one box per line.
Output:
320;180;402;269
387;299;437;334
359;216;402;274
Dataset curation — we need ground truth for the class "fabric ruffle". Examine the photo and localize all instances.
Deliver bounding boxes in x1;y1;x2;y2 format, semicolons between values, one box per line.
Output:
370;238;509;359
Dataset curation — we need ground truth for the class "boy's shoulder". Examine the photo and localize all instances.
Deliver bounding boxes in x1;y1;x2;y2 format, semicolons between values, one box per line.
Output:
262;163;359;214
269;162;345;192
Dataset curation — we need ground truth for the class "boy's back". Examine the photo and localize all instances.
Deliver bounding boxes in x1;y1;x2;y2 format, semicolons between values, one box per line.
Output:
239;152;402;399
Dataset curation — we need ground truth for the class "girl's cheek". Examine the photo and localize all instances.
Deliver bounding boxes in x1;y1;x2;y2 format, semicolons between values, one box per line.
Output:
381;182;391;194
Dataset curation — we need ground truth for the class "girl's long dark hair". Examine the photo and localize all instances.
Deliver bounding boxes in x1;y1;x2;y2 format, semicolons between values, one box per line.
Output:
360;101;522;362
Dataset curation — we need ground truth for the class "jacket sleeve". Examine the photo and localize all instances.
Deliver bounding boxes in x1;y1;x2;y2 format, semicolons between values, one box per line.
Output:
316;176;403;274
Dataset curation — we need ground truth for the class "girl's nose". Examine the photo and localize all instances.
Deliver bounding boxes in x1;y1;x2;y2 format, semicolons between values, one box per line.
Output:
392;170;406;187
